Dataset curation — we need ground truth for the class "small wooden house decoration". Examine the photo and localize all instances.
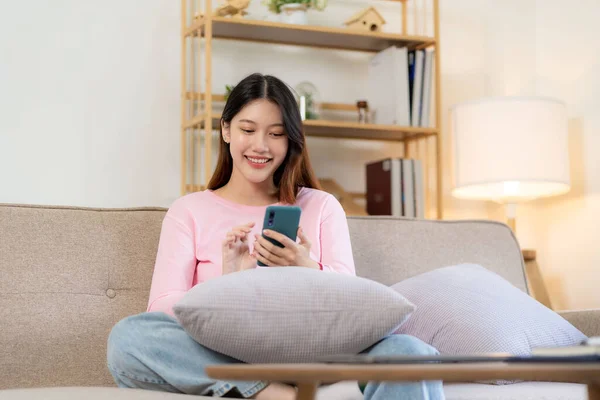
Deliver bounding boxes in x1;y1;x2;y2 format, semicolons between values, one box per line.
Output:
344;6;386;32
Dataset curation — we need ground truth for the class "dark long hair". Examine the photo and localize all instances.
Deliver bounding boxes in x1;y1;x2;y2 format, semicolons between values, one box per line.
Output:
207;73;321;204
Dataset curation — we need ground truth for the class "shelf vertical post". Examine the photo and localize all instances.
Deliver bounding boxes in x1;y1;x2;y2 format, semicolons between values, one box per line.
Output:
401;0;407;35
433;0;443;219
203;0;214;188
181;0;188;195
195;3;203;191
413;0;419;36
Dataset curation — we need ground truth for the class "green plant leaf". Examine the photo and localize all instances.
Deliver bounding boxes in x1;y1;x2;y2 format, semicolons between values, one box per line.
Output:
263;0;326;13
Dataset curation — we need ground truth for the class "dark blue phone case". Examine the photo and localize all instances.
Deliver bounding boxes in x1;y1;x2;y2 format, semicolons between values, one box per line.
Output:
257;205;301;267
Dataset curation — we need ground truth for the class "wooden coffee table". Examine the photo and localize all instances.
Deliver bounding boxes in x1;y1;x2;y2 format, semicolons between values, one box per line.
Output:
206;362;600;400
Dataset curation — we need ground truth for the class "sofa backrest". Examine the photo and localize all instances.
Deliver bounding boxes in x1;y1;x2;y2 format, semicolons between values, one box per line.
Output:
0;203;526;390
348;216;527;289
0;204;165;389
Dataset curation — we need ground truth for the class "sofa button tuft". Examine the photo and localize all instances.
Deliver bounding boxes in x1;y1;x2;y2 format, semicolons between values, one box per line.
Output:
106;289;116;298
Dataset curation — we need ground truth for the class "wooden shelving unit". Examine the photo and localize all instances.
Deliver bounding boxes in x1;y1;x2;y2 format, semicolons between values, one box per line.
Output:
181;0;443;219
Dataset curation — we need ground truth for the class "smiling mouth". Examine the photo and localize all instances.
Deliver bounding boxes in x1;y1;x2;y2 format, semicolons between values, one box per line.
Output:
245;156;272;164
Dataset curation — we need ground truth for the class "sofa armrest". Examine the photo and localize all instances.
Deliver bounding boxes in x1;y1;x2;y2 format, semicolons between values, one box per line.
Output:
558;309;600;338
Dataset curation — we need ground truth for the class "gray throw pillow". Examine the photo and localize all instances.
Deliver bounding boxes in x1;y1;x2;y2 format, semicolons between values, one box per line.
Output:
173;267;415;363
390;263;587;383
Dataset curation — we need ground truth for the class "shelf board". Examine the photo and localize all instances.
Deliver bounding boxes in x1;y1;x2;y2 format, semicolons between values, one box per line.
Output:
182;93;437;140
183;113;436;141
186;92;357;111
303;120;437;141
182;114;205;130
186;17;434;52
186;184;205;192
185;16;205;37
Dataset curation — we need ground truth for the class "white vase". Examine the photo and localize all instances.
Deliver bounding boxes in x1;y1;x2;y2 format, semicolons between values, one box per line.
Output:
279;3;308;25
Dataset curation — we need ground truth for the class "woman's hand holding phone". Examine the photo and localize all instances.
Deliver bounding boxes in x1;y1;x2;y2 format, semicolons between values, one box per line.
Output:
252;227;320;269
221;222;257;274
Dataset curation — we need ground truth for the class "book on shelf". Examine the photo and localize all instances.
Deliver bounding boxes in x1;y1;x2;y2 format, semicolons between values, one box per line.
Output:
419;48;435;127
365;158;425;218
367;46;435;128
367;46;410;126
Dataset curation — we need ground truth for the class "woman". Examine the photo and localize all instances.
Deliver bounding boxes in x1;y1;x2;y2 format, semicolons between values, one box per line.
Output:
107;73;444;400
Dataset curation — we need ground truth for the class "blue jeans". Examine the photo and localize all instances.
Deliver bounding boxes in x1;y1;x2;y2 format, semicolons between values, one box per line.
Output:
107;312;445;399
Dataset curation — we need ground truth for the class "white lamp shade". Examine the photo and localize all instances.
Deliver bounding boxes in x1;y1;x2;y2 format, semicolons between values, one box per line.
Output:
451;96;570;203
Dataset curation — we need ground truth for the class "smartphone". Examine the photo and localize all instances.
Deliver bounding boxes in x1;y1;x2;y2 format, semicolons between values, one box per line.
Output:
257;205;302;267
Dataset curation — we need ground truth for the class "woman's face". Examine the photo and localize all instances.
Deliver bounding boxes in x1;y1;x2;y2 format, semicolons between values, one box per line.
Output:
222;98;289;187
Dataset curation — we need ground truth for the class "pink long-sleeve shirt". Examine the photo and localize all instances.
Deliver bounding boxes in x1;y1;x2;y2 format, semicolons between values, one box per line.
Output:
147;187;356;316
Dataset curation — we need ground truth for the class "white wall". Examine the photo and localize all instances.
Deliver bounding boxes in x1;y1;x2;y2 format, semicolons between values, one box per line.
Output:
515;0;600;311
441;0;537;221
0;0;181;207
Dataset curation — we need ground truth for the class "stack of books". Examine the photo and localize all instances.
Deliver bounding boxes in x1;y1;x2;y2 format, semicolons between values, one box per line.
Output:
365;158;425;218
367;45;435;127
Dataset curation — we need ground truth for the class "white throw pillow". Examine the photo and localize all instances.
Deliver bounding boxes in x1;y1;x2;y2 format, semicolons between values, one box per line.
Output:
173;267;415;363
391;264;586;360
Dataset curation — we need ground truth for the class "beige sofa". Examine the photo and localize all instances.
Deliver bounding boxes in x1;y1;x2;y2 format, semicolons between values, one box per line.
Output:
1;203;598;400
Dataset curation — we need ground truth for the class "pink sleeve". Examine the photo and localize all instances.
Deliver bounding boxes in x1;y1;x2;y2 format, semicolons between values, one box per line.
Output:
318;195;356;276
146;202;197;316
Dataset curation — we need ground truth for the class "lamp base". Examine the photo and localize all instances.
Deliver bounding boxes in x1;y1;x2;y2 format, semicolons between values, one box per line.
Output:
522;249;553;309
506;202;517;231
505;203;553;309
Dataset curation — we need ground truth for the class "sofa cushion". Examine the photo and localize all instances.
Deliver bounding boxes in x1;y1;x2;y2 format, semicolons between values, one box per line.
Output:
391;264;587;378
173;267;415;363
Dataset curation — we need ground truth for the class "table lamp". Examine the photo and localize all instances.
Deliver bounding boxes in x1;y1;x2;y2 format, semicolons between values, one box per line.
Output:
450;96;570;231
450;96;570;309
